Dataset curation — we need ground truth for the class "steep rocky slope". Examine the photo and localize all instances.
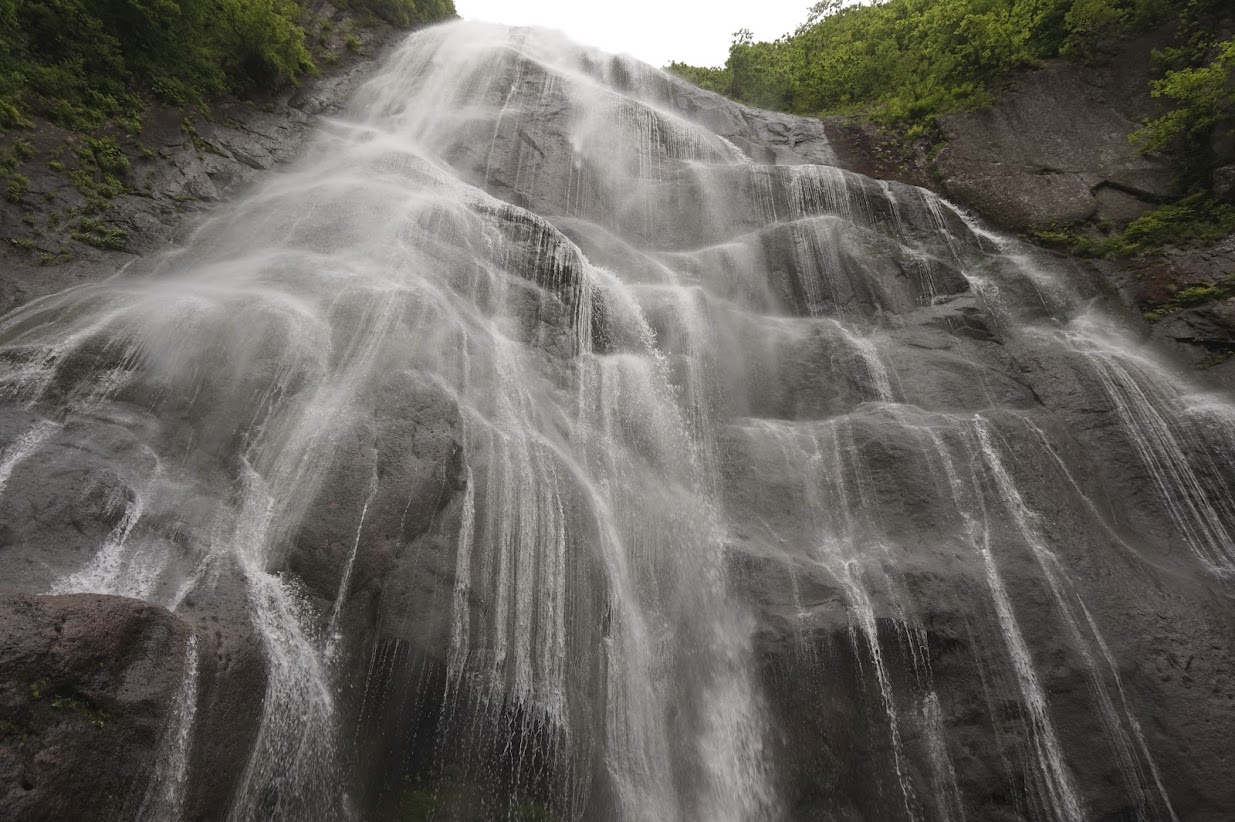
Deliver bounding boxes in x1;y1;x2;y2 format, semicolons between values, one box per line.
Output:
825;27;1235;382
2;20;1235;822
0;1;405;314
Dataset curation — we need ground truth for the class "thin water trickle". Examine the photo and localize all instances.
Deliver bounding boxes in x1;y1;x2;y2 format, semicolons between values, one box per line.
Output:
139;634;202;822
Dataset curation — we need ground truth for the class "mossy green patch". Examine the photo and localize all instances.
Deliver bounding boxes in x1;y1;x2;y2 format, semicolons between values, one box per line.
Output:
72;216;126;250
1031;193;1235;257
395;775;557;822
1142;275;1235;321
1109;193;1235;255
4;171;27;202
0;0;457;138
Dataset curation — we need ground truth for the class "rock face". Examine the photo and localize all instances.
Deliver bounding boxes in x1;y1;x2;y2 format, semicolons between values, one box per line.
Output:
931;30;1180;232
821;28;1235;374
2;20;1235;822
821;31;1185;234
0;595;196;822
1088;232;1235;380
1214;164;1235;203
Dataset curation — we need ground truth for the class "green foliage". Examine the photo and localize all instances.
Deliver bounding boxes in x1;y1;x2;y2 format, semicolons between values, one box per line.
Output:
1061;0;1174;56
664;62;730;95
668;0;1186;125
72;216;126;249
216;0;316;90
78;136;129;176
1031;192;1235;256
0;0;302;130
338;0;457;28
1029;223;1101;255
39;248;74;265
1143;275;1235;320
1133;35;1235;157
4;172;27;202
0;0;456;135
1108;192;1235;254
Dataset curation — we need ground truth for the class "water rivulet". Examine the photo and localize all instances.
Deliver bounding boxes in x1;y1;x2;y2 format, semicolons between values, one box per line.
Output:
2;21;1235;822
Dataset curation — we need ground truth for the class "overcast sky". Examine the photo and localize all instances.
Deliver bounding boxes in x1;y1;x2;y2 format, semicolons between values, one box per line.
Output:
453;1;814;68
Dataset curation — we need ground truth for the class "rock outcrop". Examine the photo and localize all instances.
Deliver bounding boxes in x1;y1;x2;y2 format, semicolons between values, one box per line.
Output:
932;29;1182;232
824;28;1184;234
0;595;197;822
823;26;1235;374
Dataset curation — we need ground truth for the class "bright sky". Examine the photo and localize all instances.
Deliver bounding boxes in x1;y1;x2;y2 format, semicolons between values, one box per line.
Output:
453;1;814;68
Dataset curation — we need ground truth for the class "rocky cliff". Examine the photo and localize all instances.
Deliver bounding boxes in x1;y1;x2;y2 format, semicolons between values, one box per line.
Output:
0;1;407;314
825;26;1235;383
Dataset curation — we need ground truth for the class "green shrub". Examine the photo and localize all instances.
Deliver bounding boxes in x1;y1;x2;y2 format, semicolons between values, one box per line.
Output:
1031;193;1235;257
71;216;126;249
1133;36;1235;161
4;171;27;202
339;0;456;28
77;136;129;176
667;0;1186;127
1029;224;1103;256
1143;276;1235;320
0;0;456;137
0;0;473;177
1108;193;1235;254
665;62;730;95
0;96;30;129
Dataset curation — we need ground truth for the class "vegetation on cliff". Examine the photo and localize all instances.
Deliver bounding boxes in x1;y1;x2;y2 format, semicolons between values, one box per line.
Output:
1032;192;1235;255
0;0;455;265
668;0;1229;138
670;0;1235;259
1134;27;1235;169
0;0;456;134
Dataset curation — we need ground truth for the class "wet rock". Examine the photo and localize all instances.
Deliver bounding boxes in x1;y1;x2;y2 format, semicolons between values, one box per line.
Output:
1213;164;1235;203
175;570;268;822
0;408;152;595
0;594;196;822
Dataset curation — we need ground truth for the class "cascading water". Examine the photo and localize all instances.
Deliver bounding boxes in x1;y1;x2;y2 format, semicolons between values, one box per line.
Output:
2;19;1235;822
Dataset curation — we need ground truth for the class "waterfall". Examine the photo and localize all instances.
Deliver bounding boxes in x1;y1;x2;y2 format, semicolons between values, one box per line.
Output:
2;20;1234;822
